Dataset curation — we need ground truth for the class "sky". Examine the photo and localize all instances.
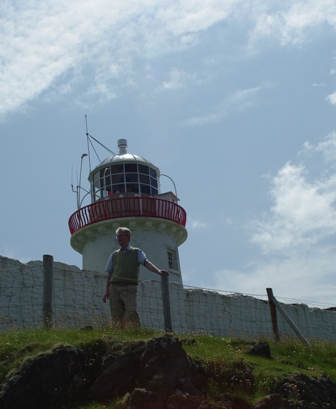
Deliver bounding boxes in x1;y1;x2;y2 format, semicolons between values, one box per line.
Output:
1;0;336;306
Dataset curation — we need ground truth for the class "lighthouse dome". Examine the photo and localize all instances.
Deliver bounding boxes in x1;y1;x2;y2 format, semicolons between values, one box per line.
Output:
95;139;159;171
88;139;161;202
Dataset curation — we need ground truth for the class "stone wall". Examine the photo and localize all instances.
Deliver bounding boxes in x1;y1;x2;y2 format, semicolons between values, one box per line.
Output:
1;255;336;342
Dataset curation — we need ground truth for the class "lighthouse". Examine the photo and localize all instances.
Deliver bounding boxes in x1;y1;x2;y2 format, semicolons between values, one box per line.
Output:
68;139;187;285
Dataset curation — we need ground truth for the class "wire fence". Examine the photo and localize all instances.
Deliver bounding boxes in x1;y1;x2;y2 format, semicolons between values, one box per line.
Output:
1;255;336;343
182;286;336;311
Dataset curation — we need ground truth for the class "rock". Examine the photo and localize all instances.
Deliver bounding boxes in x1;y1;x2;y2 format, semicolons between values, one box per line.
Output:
276;372;336;408
128;388;163;409
93;334;207;408
0;345;101;409
252;393;290;409
136;334;194;391
248;342;272;359
230;395;252;409
206;393;252;409
166;389;203;409
0;335;207;409
87;350;141;400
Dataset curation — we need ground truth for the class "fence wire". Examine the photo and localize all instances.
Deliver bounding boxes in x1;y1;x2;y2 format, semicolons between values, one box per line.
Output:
0;258;336;343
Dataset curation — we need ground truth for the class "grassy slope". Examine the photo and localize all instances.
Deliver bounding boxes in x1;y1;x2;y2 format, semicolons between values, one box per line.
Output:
1;327;336;408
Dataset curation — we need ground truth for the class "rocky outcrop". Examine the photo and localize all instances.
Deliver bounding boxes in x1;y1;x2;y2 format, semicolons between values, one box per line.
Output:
1;336;336;409
88;334;208;408
275;372;336;408
0;335;208;409
0;344;103;409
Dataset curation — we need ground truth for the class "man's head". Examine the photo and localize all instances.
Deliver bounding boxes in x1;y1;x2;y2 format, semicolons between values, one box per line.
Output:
116;227;131;249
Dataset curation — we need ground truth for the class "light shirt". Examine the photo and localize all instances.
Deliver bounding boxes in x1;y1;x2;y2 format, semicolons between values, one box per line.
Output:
105;245;147;274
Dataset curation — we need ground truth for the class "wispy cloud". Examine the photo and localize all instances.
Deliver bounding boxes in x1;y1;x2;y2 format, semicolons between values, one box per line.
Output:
302;133;336;165
214;133;336;304
0;0;239;118
251;177;336;253
188;218;209;229
161;68;193;90
183;87;259;126
252;167;335;253
326;91;336;105
249;1;336;47
214;249;336;304
2;0;336;118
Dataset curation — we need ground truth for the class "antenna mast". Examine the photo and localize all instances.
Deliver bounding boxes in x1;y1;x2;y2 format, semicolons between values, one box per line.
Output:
85;114;92;173
72;115;117;209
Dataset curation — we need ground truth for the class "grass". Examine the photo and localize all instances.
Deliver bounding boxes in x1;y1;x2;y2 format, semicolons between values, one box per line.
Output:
0;326;158;390
1;328;336;408
181;334;336;402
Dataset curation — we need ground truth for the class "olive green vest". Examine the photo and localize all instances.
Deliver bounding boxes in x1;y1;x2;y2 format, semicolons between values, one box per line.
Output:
110;247;140;285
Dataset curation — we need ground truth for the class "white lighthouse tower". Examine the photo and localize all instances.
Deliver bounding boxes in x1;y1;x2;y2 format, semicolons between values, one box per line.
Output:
68;139;187;285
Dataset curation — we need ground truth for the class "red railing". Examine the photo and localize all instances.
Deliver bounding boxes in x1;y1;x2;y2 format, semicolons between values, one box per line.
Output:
68;197;187;235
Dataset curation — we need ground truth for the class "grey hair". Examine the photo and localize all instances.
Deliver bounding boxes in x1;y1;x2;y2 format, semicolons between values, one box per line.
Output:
116;227;131;237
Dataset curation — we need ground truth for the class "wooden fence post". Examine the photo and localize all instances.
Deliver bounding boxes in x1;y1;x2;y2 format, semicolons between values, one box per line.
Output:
161;274;173;333
266;288;280;341
43;254;54;328
266;288;311;347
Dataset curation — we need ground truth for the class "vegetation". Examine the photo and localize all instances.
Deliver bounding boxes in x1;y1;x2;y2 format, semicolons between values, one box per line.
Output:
1;327;336;408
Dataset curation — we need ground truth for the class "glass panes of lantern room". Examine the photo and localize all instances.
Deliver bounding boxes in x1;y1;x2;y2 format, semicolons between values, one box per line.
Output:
91;163;158;202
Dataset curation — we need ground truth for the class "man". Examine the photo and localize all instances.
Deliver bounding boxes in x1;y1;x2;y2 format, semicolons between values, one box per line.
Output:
102;227;169;326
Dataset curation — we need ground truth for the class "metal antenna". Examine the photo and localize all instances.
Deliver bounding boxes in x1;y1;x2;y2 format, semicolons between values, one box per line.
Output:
85;114;92;172
78;153;88;208
71;163;76;193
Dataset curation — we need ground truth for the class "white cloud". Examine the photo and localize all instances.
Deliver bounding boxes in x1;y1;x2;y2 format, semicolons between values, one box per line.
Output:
214;249;336;305
303;132;336;164
188;218;209;229
249;0;336;47
154;0;240;36
183;87;259;125
326;91;336;106
161;68;191;90
0;0;241;118
225;217;233;225
327;56;336;104
249;133;336;254
251;162;336;253
2;0;336;118
213;133;336;304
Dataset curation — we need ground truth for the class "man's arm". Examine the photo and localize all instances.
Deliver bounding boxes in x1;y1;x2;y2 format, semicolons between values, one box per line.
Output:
144;260;169;276
102;274;112;302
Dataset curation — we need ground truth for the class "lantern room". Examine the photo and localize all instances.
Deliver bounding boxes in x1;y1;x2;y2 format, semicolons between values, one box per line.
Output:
89;139;160;201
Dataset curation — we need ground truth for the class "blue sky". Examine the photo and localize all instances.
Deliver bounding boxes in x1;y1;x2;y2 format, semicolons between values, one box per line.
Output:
1;0;336;305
